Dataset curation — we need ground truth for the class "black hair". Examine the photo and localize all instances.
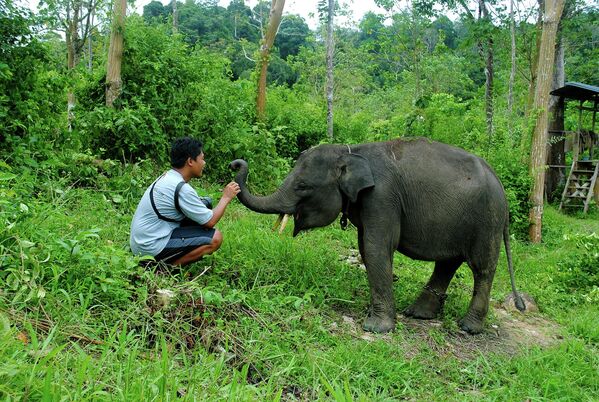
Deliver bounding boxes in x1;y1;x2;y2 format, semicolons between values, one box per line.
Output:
170;137;203;168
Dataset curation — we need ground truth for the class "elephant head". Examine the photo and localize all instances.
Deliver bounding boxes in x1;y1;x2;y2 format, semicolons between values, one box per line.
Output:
230;145;375;236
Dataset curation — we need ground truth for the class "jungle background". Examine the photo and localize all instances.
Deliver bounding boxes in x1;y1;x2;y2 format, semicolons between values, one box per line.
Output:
1;0;598;399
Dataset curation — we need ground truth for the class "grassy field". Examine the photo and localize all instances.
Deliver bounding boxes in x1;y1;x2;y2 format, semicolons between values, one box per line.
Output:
1;174;598;401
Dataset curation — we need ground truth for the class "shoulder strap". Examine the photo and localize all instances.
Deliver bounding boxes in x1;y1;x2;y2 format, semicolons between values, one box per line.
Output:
149;174;181;223
174;181;186;214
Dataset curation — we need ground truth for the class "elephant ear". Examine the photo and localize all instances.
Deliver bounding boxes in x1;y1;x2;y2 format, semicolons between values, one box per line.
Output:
337;153;375;203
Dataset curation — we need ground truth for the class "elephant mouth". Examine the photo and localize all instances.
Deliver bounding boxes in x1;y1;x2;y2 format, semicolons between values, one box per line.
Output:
272;212;303;237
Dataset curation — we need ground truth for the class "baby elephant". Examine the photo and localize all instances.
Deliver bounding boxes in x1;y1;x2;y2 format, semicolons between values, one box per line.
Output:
230;138;525;334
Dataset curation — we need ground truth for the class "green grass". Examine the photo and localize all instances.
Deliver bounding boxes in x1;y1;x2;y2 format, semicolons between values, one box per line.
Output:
1;175;598;401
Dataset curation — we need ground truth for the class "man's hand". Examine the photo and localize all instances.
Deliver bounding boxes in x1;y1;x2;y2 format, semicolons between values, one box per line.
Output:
203;182;240;228
222;181;241;201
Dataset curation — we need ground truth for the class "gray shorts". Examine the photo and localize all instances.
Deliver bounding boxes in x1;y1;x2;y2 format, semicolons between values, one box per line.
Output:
154;225;215;263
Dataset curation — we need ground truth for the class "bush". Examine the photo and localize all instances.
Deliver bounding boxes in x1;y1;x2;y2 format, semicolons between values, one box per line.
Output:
556;232;599;305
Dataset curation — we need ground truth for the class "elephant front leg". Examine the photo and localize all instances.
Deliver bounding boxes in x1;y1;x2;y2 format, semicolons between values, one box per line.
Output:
359;229;396;333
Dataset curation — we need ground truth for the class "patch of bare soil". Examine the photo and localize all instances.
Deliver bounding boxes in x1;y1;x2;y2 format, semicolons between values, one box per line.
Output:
329;307;564;360
402;306;563;360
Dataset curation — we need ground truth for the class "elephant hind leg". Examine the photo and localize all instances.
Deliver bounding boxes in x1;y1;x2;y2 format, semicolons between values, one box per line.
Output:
459;242;500;334
404;258;462;319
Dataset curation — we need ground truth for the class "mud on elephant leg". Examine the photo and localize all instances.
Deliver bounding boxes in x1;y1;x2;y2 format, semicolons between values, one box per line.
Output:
404;258;462;319
459;256;498;334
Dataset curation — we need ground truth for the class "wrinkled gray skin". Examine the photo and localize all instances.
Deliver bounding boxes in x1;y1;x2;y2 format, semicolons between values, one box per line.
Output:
230;138;525;334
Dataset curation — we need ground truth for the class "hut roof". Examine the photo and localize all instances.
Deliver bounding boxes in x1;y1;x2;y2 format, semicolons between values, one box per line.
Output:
550;82;599;102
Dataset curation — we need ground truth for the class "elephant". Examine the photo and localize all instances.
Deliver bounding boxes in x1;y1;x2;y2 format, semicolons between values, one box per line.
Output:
230;137;526;334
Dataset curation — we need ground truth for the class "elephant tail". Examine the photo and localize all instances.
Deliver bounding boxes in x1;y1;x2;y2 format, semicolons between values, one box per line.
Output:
504;223;526;312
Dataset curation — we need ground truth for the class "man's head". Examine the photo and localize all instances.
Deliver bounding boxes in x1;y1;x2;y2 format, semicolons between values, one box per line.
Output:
170;137;206;178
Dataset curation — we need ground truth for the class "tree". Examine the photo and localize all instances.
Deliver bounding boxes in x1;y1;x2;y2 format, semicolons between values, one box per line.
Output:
172;0;178;32
38;0;102;128
106;0;126;107
528;0;565;243
256;0;285;121
143;0;167;23
319;0;335;140
274;14;310;60
0;1;61;145
507;0;516;135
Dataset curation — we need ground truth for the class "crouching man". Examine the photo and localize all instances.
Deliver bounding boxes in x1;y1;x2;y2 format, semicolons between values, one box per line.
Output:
130;137;240;266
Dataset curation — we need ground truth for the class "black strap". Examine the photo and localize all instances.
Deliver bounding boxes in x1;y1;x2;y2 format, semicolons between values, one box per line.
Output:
149;174;186;223
174;181;185;214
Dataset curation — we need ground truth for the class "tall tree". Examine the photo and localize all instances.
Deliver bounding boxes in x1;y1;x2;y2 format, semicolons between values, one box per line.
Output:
528;0;565;243
319;0;335;140
105;0;126;107
39;0;101;128
172;0;178;32
525;0;544;119
507;0;516;136
419;0;496;139
256;0;285;121
477;0;494;140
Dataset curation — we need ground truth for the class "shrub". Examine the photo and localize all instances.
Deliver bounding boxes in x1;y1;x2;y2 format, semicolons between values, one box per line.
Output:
556;232;599;305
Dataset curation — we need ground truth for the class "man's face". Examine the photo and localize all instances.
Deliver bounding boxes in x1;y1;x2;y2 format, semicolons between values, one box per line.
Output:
190;152;206;177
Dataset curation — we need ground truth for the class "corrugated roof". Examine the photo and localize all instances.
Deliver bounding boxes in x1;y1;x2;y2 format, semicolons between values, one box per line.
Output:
550;82;599;102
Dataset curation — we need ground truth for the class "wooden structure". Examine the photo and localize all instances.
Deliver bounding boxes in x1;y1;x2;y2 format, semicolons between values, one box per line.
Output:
548;82;599;213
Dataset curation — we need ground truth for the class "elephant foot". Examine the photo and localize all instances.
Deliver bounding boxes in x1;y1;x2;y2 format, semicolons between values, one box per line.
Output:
458;314;484;335
403;286;446;319
362;314;395;333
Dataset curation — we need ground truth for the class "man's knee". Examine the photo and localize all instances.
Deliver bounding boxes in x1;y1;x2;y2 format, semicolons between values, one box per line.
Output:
211;229;223;250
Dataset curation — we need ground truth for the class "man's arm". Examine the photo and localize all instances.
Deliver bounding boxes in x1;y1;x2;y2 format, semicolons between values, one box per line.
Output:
203;182;240;228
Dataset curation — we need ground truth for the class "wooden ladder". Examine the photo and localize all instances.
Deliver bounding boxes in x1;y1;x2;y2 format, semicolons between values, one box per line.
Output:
559;159;599;213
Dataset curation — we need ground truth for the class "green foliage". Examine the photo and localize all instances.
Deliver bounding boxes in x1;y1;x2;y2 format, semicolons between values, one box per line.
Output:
0;1;66;149
78;104;165;162
555;232;599;305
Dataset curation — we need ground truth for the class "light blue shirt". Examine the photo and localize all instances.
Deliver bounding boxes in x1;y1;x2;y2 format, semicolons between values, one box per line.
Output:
130;169;213;257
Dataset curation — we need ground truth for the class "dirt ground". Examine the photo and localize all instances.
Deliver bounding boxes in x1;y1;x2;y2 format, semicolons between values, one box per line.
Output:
329;305;563;360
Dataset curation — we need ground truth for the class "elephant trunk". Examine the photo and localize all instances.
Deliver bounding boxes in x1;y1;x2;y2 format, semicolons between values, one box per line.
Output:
229;159;296;215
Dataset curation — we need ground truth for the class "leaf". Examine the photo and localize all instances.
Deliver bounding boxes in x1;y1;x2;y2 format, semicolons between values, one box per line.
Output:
0;173;16;181
19;203;29;213
19;239;35;248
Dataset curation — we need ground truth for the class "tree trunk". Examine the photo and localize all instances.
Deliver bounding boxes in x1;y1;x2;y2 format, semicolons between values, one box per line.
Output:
87;9;94;72
528;0;565;243
325;0;334;141
256;0;285;121
172;0;178;33
66;1;81;131
545;36;565;202
507;0;516;136
525;0;544;118
484;37;494;141
478;0;494;142
106;0;127;108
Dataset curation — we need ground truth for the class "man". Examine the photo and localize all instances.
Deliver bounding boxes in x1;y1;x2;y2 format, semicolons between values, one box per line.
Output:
130;137;240;266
